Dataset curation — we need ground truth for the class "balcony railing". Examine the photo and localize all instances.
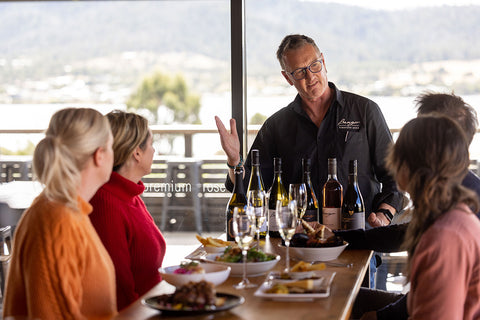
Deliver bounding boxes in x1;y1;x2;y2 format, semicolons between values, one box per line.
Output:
0;124;263;158
1;125;479;233
1;125;479;177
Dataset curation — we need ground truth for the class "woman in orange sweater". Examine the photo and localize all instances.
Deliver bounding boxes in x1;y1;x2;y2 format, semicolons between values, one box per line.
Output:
3;108;117;320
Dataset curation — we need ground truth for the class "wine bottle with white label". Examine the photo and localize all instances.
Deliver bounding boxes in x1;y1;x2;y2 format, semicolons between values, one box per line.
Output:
322;158;343;230
342;159;365;230
268;157;289;238
247;149;267;238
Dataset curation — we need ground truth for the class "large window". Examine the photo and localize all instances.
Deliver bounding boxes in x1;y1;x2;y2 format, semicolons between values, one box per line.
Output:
1;1;480;157
0;0;231;157
243;0;480;157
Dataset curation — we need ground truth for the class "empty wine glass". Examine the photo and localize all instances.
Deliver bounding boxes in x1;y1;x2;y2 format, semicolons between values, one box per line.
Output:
247;190;267;248
276;199;297;273
289;183;307;224
232;207;257;289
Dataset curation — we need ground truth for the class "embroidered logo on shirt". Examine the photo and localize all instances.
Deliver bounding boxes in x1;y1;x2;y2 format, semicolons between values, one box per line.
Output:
337;119;361;131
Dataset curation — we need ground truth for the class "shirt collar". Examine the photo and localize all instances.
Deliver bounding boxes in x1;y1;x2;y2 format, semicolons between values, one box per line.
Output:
291;81;344;116
329;82;345;110
102;171;145;201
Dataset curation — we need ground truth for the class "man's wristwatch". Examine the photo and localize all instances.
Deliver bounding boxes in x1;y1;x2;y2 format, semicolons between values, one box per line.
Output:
377;208;394;223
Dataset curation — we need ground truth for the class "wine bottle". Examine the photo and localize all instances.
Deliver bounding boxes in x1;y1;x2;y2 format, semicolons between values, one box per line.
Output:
226;166;247;241
302;158;319;223
342;160;365;230
268;157;289;238
247;149;267;238
322;158;343;230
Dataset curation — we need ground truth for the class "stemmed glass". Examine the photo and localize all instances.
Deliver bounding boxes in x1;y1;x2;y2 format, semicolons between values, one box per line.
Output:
232;207;257;289
246;190;267;248
276;199;297;273
289;183;307;225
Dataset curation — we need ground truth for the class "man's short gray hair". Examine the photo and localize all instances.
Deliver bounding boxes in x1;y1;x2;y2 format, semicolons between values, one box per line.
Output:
276;34;321;70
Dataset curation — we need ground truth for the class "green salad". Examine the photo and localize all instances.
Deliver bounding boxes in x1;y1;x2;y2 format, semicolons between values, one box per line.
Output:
215;246;275;263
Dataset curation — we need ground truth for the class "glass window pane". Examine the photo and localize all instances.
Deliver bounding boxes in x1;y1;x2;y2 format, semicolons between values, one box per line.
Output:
245;0;480;157
0;0;231;158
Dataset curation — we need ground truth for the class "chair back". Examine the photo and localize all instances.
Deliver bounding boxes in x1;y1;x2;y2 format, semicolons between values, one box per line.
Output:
0;225;12;305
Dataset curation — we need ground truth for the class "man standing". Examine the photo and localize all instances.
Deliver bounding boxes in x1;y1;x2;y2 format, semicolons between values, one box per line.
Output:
216;34;403;228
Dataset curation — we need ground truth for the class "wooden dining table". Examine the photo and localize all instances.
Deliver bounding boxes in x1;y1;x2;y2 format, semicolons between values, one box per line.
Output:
115;237;372;320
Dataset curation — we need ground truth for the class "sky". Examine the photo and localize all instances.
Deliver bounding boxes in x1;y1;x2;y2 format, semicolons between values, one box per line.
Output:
302;0;480;10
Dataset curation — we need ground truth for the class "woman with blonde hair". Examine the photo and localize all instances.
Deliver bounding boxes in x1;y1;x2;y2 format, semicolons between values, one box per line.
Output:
386;115;480;319
89;110;166;310
3;108;117;319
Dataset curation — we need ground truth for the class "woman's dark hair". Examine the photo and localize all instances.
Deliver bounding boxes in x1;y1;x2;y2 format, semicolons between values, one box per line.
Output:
386;115;479;279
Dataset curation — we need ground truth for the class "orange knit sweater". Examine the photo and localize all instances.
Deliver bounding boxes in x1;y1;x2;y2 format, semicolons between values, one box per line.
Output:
3;193;117;320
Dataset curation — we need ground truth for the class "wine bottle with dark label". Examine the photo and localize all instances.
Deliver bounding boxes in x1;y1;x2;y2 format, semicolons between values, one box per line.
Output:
247;149;267;238
302;158;319;223
226;166;247;241
268;157;289;238
322;158;343;230
342;159;365;230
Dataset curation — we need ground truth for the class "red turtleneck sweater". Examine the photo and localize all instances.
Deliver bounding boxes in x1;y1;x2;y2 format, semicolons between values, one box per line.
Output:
89;172;166;310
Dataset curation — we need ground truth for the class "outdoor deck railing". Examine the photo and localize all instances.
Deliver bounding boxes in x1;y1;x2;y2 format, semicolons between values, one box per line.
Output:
0;124;264;158
0;125;414;158
1;125;479;232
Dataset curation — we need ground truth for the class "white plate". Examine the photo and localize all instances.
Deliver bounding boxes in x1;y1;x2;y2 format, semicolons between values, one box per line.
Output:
267;270;323;281
204;253;280;277
142;292;244;315
254;271;336;301
159;263;231;287
279;242;348;261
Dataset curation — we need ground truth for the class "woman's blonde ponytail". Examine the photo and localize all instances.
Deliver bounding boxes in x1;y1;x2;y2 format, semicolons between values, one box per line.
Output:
33;108;110;209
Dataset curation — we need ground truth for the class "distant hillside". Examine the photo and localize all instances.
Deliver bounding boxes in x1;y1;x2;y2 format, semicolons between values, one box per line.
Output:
0;0;479;94
2;1;479;61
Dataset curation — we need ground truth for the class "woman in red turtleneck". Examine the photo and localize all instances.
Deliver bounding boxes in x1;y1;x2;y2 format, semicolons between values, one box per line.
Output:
89;110;166;311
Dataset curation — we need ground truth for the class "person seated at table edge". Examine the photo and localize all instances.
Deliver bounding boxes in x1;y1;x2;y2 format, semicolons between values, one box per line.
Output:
89;110;166;311
3;108;117;319
350;92;480;320
389;115;480;319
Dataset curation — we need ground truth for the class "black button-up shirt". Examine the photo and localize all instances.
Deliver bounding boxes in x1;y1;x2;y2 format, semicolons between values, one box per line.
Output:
227;82;404;223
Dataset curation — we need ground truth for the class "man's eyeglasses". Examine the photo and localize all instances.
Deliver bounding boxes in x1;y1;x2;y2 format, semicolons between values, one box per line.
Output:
288;59;323;80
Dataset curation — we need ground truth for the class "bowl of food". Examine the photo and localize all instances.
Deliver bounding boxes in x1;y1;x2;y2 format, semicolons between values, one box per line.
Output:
283;223;348;261
159;261;231;287
204;246;280;277
281;242;349;262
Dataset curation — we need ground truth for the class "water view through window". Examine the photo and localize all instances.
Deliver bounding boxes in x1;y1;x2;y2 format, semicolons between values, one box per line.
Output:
1;0;480;157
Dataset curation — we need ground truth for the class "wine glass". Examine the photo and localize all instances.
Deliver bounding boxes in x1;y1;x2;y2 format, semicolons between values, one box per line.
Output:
232;207;257;289
246;190;267;248
289;183;307;225
276;199;297;273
